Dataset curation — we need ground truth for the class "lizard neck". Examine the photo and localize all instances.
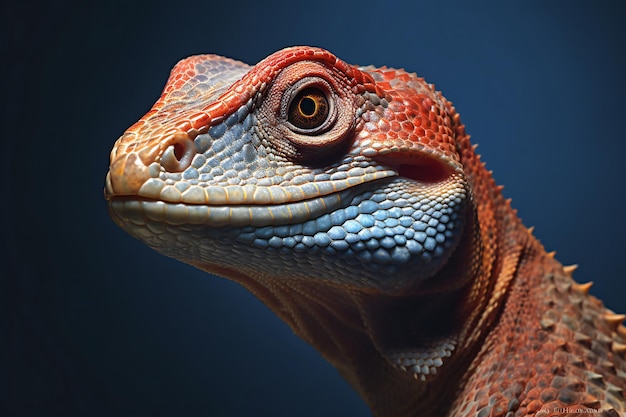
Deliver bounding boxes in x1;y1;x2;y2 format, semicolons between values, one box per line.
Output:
191;238;522;417
229;274;465;416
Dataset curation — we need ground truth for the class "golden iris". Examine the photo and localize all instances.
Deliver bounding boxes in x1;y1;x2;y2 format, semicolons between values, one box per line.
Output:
288;88;329;129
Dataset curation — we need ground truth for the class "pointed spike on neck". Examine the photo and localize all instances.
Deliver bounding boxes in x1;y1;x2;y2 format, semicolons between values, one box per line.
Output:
571;281;592;295
611;341;626;358
603;313;626;331
563;264;578;276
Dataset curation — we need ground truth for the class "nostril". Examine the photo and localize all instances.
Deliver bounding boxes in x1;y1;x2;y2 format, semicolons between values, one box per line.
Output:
173;142;186;160
161;134;195;172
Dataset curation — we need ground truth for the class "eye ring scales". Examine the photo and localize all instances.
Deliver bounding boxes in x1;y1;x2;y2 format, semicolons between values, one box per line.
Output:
256;61;358;163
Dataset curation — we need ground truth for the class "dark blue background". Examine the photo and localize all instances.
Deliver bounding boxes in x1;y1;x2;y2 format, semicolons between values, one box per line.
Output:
3;1;625;416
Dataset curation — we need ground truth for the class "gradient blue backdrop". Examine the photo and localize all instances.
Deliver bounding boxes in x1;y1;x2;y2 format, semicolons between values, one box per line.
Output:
3;1;625;416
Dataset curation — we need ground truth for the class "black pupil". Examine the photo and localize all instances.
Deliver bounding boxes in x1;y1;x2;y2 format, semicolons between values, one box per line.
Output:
299;97;317;116
287;87;329;130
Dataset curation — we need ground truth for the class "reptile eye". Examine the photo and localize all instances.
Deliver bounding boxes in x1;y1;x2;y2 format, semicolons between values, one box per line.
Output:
287;88;330;130
262;67;353;162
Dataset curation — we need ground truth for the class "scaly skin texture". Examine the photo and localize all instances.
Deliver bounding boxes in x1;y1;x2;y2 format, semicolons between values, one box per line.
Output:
105;47;626;417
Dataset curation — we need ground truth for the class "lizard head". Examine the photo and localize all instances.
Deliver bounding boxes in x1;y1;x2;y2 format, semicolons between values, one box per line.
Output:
105;46;477;295
105;47;493;404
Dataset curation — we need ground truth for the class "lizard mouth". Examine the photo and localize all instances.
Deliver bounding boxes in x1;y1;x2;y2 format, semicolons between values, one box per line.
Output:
108;183;372;228
107;150;459;230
